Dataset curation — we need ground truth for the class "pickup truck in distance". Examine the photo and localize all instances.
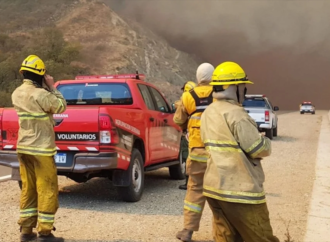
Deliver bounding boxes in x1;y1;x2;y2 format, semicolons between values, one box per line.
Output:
0;73;185;202
243;94;279;140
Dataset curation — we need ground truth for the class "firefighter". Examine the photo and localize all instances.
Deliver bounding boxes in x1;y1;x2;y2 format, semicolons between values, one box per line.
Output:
174;63;215;242
12;55;67;242
200;61;279;242
177;81;197;190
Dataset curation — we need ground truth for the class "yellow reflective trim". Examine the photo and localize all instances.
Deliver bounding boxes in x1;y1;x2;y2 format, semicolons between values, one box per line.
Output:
206;146;242;153
184;200;202;213
17;150;56;156
38;218;54;223
55;99;65;113
204;185;265;197
20;212;38;218
246;137;263;153
19;117;49;120
17;145;56;152
17;112;47;117
204;139;238;145
189;154;208;162
203;191;266;204
20;208;38;212
38;213;55;218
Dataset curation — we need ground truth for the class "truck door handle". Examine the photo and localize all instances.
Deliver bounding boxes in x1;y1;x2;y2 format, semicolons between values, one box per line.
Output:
149;117;154;122
163;119;168;123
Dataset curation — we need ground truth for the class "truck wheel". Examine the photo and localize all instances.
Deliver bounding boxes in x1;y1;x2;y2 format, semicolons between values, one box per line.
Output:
312;112;315;115
265;129;273;140
18;181;22;190
117;148;144;202
300;112;304;114
169;147;186;180
273;125;278;137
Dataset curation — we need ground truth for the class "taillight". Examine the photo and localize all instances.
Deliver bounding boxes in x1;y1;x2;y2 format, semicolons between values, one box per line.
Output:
99;115;119;144
265;111;270;122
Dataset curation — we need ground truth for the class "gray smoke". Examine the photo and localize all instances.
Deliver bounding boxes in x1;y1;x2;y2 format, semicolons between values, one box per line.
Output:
106;0;330;109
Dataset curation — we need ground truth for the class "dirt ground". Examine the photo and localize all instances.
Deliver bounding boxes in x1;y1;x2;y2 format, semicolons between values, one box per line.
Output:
0;111;324;242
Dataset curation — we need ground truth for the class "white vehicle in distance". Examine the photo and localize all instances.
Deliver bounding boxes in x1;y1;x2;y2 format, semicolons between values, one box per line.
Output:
243;94;279;140
300;101;315;115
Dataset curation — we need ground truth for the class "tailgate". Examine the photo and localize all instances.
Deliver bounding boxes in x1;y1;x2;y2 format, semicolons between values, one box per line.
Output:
54;107;100;152
1;108;19;150
244;107;267;123
0;107;100;152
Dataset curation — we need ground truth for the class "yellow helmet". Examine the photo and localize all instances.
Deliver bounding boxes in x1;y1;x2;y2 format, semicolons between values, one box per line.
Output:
181;81;197;92
19;55;46;76
210;61;254;86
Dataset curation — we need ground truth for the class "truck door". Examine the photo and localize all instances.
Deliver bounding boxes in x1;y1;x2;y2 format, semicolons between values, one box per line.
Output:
137;84;163;163
148;86;181;161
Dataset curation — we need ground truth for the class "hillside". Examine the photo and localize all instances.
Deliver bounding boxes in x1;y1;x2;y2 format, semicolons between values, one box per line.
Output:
0;0;200;104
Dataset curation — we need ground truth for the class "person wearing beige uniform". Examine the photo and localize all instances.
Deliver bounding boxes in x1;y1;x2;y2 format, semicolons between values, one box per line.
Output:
174;63;215;242
200;61;279;242
12;55;67;242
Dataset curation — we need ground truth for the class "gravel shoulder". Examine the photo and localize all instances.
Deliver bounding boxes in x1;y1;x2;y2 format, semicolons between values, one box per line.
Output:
0;111;324;242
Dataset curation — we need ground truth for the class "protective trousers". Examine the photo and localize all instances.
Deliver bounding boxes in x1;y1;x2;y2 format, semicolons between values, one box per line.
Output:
18;153;59;235
183;148;208;231
206;197;280;242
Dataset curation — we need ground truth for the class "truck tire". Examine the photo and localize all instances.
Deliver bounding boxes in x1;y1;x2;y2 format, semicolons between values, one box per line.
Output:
265;129;273;140
312;112;315;115
117;148;144;202
169;147;186;180
18;181;22;190
300;112;304;114
273;125;278;137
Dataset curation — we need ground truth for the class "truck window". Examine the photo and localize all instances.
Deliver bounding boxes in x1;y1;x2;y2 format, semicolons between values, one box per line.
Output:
243;98;269;108
137;84;156;110
148;87;170;113
57;83;133;105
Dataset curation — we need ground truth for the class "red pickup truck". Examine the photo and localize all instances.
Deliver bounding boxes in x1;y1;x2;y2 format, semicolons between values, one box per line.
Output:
0;73;185;202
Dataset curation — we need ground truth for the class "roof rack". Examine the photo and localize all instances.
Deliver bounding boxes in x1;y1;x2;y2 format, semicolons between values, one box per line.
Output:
75;70;145;81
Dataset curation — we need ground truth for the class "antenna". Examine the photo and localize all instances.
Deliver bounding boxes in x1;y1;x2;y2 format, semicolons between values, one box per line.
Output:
135;70;140;80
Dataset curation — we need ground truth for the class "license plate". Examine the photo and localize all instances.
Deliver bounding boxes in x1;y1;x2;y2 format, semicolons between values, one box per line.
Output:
55;153;67;164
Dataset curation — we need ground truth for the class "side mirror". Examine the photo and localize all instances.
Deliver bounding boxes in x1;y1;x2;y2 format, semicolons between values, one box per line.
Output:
273;106;279;111
159;106;166;112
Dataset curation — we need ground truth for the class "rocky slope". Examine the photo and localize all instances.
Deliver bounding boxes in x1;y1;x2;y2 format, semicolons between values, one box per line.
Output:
56;0;200;101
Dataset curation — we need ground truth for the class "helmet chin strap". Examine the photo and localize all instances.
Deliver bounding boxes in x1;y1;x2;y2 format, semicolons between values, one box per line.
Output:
236;84;247;104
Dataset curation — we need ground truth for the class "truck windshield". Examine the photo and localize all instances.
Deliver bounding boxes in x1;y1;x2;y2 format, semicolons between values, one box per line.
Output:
57;83;133;105
243;98;268;108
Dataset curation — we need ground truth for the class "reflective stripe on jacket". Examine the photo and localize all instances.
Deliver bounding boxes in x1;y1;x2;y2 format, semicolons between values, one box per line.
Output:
173;83;214;149
200;99;271;204
12;79;67;156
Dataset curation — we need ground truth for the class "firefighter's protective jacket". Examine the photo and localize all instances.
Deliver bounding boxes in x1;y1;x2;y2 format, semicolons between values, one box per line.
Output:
200;99;271;204
173;82;214;162
12;79;67;156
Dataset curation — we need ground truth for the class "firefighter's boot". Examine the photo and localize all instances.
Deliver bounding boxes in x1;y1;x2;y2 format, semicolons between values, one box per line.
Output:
37;233;64;242
179;176;189;190
20;232;37;242
176;229;193;242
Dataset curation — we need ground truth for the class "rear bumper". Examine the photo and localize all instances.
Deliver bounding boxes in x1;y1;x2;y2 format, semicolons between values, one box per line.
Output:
0;151;118;174
301;110;314;113
256;122;272;129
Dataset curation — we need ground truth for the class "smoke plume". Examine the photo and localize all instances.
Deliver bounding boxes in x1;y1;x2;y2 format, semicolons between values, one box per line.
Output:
106;0;330;109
